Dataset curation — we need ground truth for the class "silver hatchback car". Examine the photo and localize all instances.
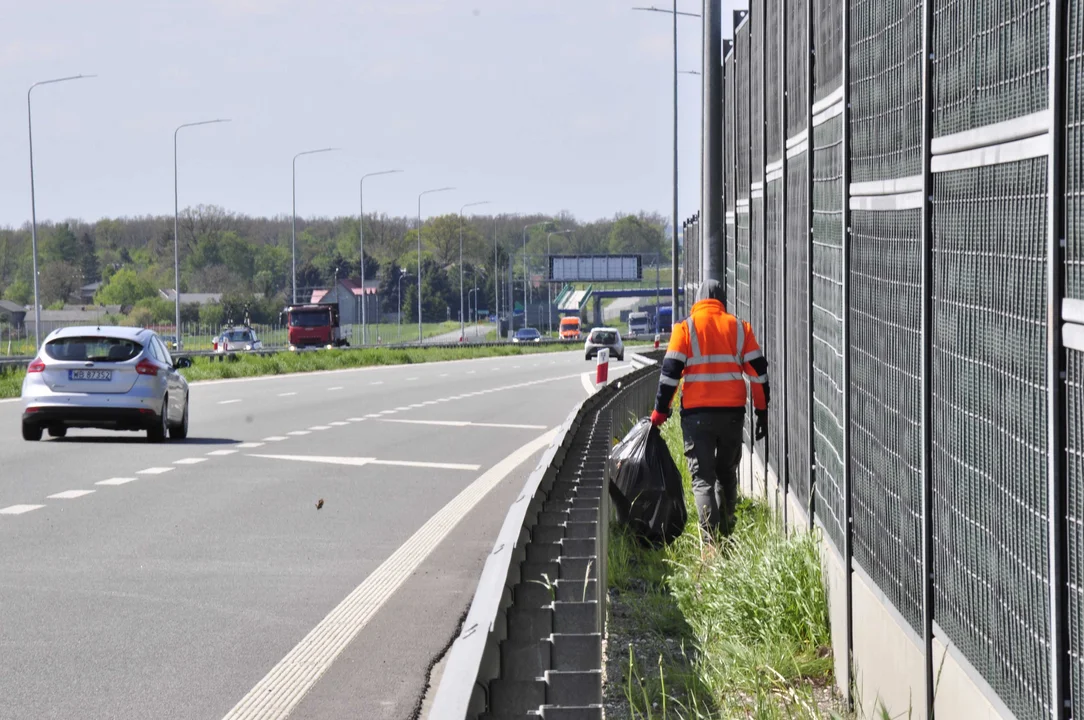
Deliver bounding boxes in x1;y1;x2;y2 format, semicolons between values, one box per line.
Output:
21;326;191;443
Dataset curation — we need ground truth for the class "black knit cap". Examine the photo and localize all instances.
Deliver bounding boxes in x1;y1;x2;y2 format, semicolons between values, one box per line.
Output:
696;279;725;303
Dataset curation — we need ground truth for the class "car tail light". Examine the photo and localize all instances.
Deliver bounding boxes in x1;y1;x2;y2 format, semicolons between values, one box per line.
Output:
27;358;46;373
136;359;159;376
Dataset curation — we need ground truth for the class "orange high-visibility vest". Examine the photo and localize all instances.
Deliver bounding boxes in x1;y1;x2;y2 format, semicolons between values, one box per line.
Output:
662;299;767;411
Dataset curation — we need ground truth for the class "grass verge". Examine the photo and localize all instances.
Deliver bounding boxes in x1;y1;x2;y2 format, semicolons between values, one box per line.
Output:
605;412;843;719
0;343;578;399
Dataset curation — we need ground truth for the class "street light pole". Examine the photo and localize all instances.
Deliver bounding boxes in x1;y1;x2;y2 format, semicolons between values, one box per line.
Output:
632;4;699;317
292;147;338;305
397;269;410;343
522;220;550;331
27;74;96;351
546;230;572;336
458;200;490;340
418;187;455;343
360;169;403;345
174;119;230;350
468;287;480;327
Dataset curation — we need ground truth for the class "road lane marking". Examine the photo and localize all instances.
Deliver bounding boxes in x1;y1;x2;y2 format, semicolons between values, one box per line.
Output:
378;410;396;415
581;372;597;396
96;478;137;486
365;414;381;418
47;490;95;500
440;373;449;377
407;377;419;381
263;436;288;442
288;431;311;436
246;454;481;471
218;399;242;405
380;419;548;430
223;427;558;720
174;458;207;465
371;381;384;385
207;450;238;456
328;421;349;426
394;406;411;411
309;426;332;431
347;418;365;422
328;386;343;391
137;467;175;475
0;505;45;515
278;392;297;397
237;442;265;448
466;370;476;375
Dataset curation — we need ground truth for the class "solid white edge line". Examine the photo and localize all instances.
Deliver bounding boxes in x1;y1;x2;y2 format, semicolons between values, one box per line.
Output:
221;426;559;720
581;372;597;396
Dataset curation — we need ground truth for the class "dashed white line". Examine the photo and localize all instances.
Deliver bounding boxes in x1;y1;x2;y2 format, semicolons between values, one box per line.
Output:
218;399;242;405
263;436;288;442
378;410;396;415
0;505;44;515
47;490;95;500
247;454;481;471
371;381;384;385
309;426;332;431
406;377;419;381
347;418;366;422
207;450;238;456
279;392;297;397
237;442;266;448
288;431;311;436
381;419;548;430
328;421;350;427
365;414;382;419
138;467;175;475
96;477;137;486
394;407;411;412
440;373;449;377
174;458;207;465
328;387;344;391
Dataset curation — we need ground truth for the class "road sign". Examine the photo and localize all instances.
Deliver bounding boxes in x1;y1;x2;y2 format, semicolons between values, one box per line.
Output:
548;255;642;282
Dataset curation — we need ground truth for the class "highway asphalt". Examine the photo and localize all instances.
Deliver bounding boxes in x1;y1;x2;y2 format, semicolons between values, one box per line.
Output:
0;348;638;720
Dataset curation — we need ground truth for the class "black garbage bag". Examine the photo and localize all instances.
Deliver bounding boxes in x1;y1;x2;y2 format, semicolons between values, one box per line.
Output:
608;417;687;547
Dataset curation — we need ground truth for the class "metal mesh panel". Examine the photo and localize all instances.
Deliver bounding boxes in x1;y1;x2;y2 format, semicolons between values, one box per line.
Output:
849;208;923;632
811;114;846;551
727;53;738;304
930;156;1051;720
751;0;765;181
931;0;1049;137
848;0;923;183
787;0;810;138
786;151;812;510
1069;348;1084;720
1068;0;1084;298
766;0;783;164
813;0;845;103
766;180;785;477
737;22;751;197
736;209;751;336
750;197;766;452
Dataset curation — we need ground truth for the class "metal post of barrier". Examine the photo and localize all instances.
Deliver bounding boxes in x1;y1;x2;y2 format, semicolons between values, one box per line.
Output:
776;0;790;532
840;0;855;708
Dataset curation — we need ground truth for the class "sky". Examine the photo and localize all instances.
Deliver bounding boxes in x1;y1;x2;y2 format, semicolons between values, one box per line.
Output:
1;0;739;230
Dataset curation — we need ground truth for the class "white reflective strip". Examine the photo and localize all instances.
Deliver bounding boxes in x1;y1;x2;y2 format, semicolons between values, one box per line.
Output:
736;198;751;209
765;158;785;175
743;349;764;362
811;85;845;116
787;141;808;159
751;181;764;192
751;187;764;199
813;99;844;127
786;128;808;150
931;110;1051;156
735;319;745;361
748;374;769;384
659;375;681;387
850;192;924;211
686;318;701;358
766;167;784;183
664;350;688;363
850;175;923;197
684;372;746;383
931;133;1050;173
1064;298;1084;324
1065;324;1084;353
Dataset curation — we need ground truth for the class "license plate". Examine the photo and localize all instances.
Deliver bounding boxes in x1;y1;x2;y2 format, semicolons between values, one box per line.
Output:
69;369;112;382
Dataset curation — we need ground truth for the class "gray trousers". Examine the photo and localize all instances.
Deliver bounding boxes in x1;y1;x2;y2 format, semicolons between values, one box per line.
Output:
681;410;744;536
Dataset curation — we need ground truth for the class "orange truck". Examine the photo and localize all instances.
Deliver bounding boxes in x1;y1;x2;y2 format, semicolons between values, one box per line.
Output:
559;316;582;341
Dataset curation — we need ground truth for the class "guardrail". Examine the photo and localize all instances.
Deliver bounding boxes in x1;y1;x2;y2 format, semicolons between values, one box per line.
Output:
428;349;662;719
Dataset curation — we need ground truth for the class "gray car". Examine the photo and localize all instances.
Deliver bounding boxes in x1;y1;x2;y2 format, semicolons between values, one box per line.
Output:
584;326;625;361
21;326;192;443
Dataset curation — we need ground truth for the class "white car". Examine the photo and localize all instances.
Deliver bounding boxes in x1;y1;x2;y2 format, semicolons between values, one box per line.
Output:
214;327;263;353
21;326;191;443
584;327;625;361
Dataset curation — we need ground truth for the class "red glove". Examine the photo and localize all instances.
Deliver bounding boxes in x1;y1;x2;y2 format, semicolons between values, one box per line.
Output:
650;410;668;427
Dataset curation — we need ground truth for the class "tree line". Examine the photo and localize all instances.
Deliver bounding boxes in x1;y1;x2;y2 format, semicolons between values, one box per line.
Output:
0;206;669;326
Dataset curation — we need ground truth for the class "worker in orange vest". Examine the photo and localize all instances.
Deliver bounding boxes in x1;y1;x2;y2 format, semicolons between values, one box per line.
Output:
650;279;769;537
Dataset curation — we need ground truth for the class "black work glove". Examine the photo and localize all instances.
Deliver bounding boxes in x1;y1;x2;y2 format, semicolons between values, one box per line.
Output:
755;410;768;441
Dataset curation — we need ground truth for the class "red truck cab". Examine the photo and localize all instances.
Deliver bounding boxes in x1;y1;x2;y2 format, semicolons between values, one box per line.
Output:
283;304;348;350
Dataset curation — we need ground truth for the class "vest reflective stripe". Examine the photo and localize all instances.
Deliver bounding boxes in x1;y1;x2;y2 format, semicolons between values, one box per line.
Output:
664;350;688;363
735;319;745;362
686;317;702;358
660;374;680;387
684;371;746;383
743;348;763;362
748;374;769;384
686;353;740;366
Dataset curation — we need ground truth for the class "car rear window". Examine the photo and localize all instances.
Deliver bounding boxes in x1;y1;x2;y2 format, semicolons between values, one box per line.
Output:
46;336;142;362
592;331;617;344
225;331;253;342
